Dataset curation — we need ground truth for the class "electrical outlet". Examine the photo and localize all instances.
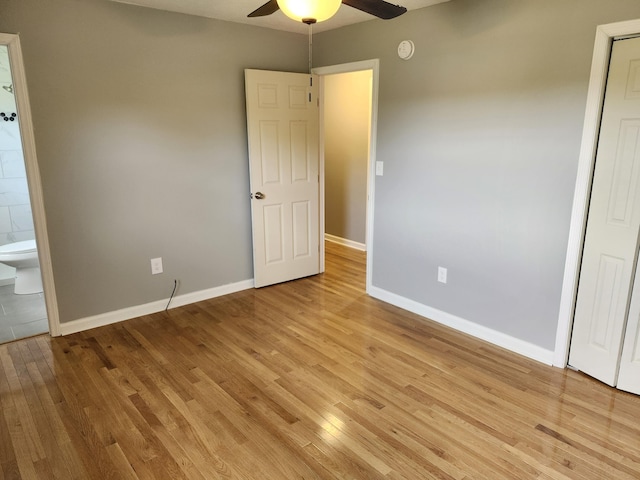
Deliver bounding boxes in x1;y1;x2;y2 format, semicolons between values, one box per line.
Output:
151;257;163;275
438;266;447;284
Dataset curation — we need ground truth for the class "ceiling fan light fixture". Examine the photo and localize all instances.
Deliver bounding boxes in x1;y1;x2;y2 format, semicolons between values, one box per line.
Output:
276;0;341;23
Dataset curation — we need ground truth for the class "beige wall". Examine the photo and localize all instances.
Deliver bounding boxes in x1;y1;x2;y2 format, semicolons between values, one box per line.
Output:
324;70;371;245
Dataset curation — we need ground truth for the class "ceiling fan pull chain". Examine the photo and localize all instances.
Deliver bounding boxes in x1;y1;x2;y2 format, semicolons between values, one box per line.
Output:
308;22;313;74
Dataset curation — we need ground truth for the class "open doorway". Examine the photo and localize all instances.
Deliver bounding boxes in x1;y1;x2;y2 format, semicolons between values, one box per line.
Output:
244;61;378;291
322;70;371;252
0;33;59;341
315;60;379;291
0;44;47;342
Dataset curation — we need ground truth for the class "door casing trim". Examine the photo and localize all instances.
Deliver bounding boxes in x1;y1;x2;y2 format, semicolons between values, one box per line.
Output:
555;19;640;367
0;33;60;336
313;59;379;292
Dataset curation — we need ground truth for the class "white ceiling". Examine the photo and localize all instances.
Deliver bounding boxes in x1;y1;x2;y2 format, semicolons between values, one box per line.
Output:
109;0;450;34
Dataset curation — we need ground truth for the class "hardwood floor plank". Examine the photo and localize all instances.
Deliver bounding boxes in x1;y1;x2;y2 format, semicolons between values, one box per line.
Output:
1;345;47;465
533;423;640;478
0;351;20;480
105;442;143;480
332;401;474;480
1;242;640;479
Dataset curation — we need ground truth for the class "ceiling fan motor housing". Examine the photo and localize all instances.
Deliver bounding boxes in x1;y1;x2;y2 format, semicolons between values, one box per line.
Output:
248;0;408;21
277;0;341;23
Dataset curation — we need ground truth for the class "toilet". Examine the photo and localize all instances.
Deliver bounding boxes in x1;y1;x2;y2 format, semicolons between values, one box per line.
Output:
0;239;42;294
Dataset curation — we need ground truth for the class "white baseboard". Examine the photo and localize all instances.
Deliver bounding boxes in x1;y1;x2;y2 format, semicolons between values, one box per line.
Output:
368;286;554;366
58;279;255;336
57;277;554;366
325;233;366;251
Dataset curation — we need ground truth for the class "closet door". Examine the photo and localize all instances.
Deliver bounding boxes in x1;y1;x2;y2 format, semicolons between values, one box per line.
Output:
617;266;640;394
569;37;640;386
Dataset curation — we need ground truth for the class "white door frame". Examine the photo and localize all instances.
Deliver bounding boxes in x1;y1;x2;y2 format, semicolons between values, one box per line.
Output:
313;59;379;292
555;19;640;367
1;33;60;336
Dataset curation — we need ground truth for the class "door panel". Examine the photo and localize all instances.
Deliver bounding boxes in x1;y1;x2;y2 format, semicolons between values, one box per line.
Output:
259;122;281;184
245;69;319;288
264;204;284;264
618;261;640;393
587;254;625;350
570;38;640;386
293;200;311;258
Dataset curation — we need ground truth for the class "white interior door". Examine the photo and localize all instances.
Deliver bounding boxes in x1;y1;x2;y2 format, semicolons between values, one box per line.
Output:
569;37;640;389
618;258;640;393
245;69;320;288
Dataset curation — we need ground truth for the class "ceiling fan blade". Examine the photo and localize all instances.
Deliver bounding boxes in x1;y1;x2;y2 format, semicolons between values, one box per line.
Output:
341;0;407;19
248;0;280;18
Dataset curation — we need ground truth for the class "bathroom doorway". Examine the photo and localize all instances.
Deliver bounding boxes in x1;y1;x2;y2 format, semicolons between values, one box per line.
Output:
0;44;47;343
0;33;59;342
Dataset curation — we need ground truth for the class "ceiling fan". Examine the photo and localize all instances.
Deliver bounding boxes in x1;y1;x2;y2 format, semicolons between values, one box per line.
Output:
248;0;407;23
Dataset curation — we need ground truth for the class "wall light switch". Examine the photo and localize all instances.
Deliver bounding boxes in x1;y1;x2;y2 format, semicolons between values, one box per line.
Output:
376;161;384;176
151;257;163;275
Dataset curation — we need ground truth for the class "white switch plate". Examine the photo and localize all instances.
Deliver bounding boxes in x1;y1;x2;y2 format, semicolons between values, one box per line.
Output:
151;257;163;275
438;266;447;284
376;161;384;176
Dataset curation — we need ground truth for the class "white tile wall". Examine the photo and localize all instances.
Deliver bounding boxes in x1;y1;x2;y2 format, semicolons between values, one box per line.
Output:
10;204;34;232
0;124;21;150
0;178;30;206
1;150;26;178
0;146;34;244
0;206;12;234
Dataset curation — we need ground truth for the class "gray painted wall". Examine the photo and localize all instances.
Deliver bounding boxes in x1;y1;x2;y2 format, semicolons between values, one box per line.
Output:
3;0;640;353
324;71;371;245
315;0;640;351
0;0;307;322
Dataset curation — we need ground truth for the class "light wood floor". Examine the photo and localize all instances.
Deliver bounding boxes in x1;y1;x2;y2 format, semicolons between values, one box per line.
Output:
1;242;639;479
